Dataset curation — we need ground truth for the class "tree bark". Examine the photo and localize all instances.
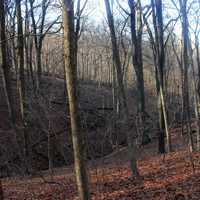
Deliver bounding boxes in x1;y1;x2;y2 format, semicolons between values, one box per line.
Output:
16;0;29;174
179;0;194;152
36;46;42;84
151;0;170;153
128;0;150;145
0;0;13;197
16;0;25;99
62;0;90;199
104;0;139;176
0;0;15;123
129;0;145;114
195;36;200;150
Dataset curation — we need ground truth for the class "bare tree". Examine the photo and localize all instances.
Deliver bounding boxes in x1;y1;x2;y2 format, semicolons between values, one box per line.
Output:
62;0;90;199
150;0;170;153
16;0;25;98
29;0;60;86
128;0;150;145
0;0;15;124
0;0;14;197
16;0;30;174
179;0;194;151
104;0;139;176
24;0;35;85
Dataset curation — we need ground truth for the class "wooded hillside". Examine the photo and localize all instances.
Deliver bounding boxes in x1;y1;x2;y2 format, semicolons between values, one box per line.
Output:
1;0;200;199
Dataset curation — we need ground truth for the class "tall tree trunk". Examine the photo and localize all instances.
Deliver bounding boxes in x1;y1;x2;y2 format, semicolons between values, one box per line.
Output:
195;36;200;150
0;0;15;123
62;0;90;199
16;0;29;173
129;0;145;114
16;0;25;98
128;0;150;145
190;40;200;151
156;0;167;153
179;0;194;152
25;0;30;82
151;0;170;153
104;0;139;176
0;0;13;197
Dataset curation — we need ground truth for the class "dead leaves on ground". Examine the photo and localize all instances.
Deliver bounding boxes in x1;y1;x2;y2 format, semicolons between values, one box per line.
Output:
2;149;200;199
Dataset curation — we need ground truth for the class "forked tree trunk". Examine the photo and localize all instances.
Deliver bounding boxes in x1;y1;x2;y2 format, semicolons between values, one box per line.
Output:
62;0;90;199
129;0;145;114
29;0;46;87
104;0;139;176
128;0;150;145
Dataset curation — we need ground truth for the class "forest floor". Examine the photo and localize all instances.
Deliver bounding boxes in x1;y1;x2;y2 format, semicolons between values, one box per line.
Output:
2;126;200;200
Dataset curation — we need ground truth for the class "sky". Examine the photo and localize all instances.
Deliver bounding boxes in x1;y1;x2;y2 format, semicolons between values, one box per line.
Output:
87;0;129;22
85;0;200;42
28;0;200;44
86;0;182;36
